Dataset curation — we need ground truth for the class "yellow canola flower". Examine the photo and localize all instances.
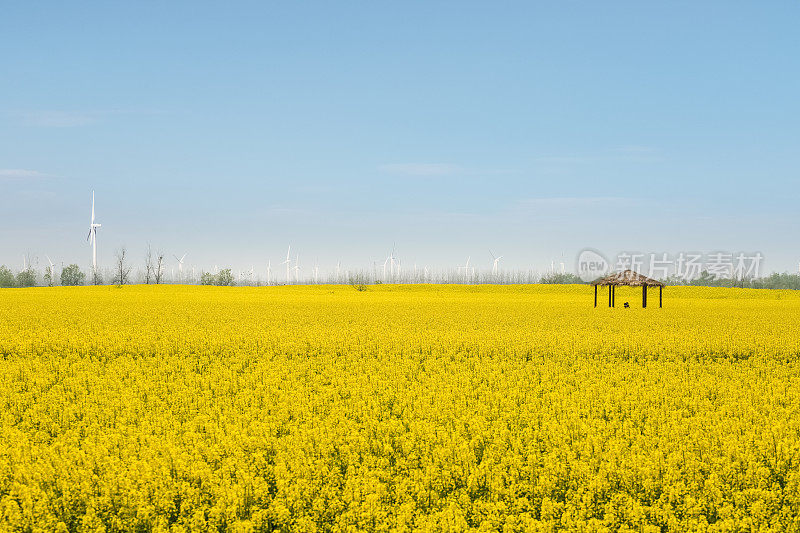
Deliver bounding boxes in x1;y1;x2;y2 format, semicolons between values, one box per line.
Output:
1;284;799;531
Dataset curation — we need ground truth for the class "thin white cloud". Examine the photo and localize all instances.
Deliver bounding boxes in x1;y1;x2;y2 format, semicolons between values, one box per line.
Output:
16;110;97;127
517;196;640;208
378;163;460;177
532;147;661;165
614;145;657;155
4;108;167;128
261;205;315;217
0;169;58;180
293;184;333;195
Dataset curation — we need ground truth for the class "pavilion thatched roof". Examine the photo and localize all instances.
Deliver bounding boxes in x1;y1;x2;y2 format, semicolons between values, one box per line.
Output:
591;270;665;287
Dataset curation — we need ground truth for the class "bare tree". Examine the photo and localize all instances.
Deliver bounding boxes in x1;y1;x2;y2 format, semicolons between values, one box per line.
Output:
154;251;165;284
114;247;132;285
23;252;37;271
144;244;154;284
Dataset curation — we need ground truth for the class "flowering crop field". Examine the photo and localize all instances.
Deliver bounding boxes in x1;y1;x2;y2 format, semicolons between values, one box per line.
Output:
2;284;800;532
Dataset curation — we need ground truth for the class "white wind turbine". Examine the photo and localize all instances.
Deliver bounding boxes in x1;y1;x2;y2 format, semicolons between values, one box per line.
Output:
294;254;301;282
384;245;398;281
459;257;471;282
282;245;292;282
174;253;187;280
86;191;102;274
489;250;503;276
313;259;319;284
46;255;56;285
266;260;272;285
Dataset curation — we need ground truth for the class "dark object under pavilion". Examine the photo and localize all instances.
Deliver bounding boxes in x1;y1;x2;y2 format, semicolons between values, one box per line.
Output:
591;270;664;308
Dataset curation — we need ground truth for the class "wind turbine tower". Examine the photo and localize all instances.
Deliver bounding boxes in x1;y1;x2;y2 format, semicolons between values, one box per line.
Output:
490;250;503;276
87;191;102;274
174;253;187;280
384;244;398;281
459;257;471;282
282;245;292;282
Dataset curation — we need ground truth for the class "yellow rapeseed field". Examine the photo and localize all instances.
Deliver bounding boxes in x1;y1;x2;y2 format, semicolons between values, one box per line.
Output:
2;284;800;532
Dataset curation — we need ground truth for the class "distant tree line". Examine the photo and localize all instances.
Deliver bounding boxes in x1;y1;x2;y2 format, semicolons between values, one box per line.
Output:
661;271;800;290
539;272;586;284
0;264;86;288
200;269;235;286
541;270;800;290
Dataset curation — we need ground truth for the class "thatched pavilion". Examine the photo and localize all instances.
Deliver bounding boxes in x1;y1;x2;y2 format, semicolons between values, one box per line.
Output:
591;270;664;308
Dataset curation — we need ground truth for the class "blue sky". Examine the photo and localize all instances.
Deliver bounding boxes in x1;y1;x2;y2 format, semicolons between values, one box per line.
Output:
2;1;799;276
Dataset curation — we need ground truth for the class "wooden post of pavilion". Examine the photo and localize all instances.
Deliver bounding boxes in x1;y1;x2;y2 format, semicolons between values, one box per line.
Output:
642;285;647;308
594;285;597;307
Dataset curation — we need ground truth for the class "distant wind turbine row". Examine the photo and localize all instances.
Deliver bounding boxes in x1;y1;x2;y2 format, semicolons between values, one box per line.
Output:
78;191;574;285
